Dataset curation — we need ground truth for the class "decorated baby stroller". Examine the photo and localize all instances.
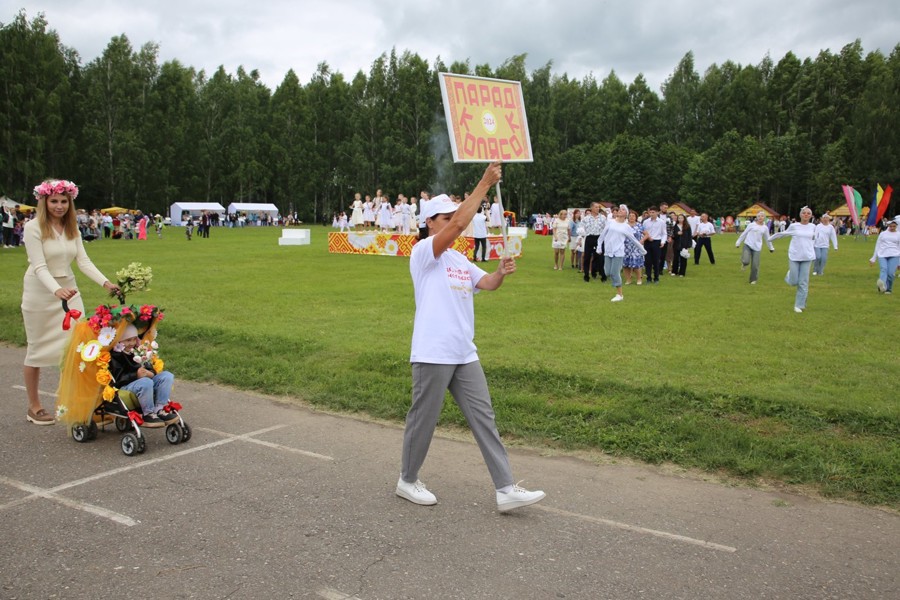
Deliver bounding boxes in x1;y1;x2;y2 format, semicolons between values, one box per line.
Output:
56;296;191;456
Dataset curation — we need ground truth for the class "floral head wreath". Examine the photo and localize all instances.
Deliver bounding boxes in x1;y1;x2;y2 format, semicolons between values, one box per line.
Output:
33;179;79;200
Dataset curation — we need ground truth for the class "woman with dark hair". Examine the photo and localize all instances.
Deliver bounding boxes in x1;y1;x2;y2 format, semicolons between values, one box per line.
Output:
398;162;545;512
671;214;692;277
22;179;120;424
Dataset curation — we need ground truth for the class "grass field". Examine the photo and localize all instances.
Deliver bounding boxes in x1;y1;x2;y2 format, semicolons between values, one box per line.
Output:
1;225;897;506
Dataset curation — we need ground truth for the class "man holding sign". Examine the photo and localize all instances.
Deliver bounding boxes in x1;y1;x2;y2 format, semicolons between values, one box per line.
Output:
396;162;546;512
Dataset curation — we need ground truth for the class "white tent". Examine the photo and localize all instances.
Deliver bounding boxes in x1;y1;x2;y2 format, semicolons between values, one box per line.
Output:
227;202;279;215
169;202;226;225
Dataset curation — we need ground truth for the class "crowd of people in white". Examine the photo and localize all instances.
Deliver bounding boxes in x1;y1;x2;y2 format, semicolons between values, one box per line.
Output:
544;202;900;309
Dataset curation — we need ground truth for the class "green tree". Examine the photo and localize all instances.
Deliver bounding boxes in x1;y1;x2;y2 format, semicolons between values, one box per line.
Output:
0;10;77;197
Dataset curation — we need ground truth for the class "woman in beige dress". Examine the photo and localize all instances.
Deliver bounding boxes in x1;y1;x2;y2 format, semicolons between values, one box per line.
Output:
22;179;119;424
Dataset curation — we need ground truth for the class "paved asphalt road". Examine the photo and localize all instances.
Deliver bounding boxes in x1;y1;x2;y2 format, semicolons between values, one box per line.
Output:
0;344;897;599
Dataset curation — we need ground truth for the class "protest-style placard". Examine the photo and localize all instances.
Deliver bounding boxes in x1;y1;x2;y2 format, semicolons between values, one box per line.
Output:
438;73;533;164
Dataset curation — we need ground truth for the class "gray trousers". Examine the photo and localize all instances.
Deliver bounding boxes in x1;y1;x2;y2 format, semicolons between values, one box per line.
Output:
401;361;513;489
741;245;761;283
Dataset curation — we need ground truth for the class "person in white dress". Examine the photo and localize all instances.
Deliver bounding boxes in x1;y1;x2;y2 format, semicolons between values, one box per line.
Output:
489;196;503;233
362;196;375;230
379;196;394;233
21;179;120;424
349;193;364;230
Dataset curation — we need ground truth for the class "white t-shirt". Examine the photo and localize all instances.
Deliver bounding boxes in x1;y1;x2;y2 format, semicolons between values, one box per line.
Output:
410;236;487;364
771;222;816;261
687;215;701;234
472;213;488;238
695;222;716;237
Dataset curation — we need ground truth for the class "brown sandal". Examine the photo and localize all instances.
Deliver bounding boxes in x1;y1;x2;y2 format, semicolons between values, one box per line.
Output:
26;408;56;425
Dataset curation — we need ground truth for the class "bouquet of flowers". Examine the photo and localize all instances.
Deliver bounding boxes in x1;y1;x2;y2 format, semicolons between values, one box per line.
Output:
114;262;153;297
132;340;159;369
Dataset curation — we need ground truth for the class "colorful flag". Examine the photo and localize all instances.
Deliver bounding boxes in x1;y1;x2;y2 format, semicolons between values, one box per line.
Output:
866;185;882;227
842;185;859;225
876;185;893;223
852;188;864;224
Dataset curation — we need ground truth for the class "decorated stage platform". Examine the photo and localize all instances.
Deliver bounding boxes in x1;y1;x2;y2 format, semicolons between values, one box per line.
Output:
328;232;523;259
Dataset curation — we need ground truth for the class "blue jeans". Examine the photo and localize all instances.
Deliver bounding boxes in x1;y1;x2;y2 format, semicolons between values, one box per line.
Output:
786;260;812;309
604;255;624;288
879;256;899;292
814;247;829;275
122;371;175;415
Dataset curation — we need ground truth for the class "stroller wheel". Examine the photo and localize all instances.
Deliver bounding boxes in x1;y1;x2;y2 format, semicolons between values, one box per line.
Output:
121;433;139;456
115;417;129;432
72;425;90;443
136;436;147;454
87;421;99;440
165;423;184;445
180;422;192;443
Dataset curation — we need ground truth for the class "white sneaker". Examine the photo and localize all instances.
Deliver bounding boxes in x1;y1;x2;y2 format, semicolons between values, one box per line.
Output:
396;477;437;505
794;306;803;313
811;272;817;276
877;279;886;293
750;281;756;285
496;483;546;512
610;294;623;302
741;264;746;271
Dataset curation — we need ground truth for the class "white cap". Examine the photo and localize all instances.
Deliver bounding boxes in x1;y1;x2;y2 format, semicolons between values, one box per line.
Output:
420;194;457;221
122;324;138;340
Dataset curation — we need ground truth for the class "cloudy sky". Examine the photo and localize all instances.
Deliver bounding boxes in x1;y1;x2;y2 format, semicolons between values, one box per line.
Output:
7;0;900;91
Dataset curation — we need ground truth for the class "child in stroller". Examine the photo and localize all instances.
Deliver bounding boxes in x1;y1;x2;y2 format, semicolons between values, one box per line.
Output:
56;300;189;454
108;323;177;428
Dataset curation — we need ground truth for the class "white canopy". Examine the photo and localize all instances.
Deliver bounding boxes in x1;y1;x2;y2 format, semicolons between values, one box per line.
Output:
228;202;279;215
169;202;226;225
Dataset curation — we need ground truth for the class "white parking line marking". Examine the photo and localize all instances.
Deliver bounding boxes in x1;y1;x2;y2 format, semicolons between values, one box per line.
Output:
534;504;737;553
198;427;334;461
0;476;137;526
51;424;288;493
0;425;288;521
318;587;363;600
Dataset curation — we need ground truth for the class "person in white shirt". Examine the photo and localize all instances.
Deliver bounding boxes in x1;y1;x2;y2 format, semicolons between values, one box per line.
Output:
471;206;489;262
769;206;816;313
812;214;839;276
399;198;411;235
735;211;775;284
687;211;701;240
581;202;607;282
396;162;545;513
640;206;666;283
693;213;716;265
597;204;647;301
870;217;900;294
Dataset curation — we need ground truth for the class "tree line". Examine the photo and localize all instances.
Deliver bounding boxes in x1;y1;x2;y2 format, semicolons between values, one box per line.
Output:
1;10;898;221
